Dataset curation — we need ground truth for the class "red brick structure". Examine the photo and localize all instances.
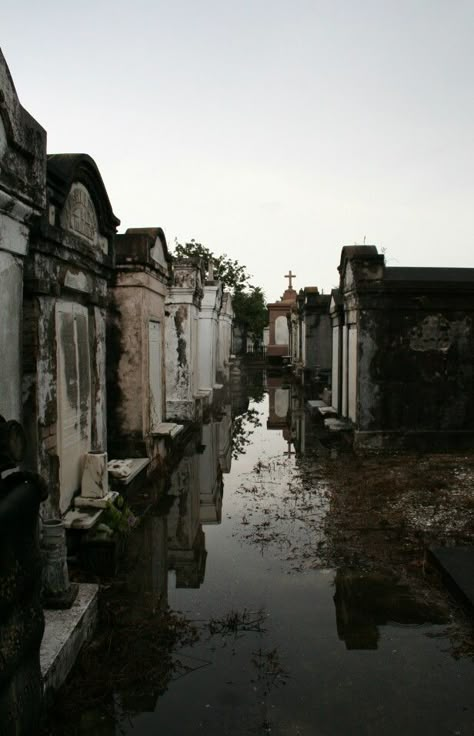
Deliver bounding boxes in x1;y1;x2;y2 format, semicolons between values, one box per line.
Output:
267;271;297;361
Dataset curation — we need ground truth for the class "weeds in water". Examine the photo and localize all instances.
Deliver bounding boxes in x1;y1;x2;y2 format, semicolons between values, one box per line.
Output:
207;607;267;636
251;647;289;694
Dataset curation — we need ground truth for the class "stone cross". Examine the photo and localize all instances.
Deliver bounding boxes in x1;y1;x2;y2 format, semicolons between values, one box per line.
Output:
284;270;296;289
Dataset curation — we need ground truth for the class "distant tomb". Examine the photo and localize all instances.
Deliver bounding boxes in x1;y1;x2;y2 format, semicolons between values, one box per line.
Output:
266;271;298;361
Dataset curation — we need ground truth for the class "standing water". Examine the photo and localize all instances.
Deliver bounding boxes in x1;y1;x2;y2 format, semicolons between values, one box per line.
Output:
45;372;474;736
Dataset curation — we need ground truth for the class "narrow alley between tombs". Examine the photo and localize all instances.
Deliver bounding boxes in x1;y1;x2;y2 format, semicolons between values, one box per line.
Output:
42;369;474;736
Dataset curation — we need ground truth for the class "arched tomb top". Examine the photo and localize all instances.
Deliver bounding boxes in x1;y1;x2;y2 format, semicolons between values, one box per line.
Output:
125;227;172;269
48;154;119;250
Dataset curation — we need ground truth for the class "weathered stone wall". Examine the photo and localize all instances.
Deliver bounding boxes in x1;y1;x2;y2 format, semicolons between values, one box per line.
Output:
198;282;223;395
303;293;332;377
0;256;24;420
357;295;474;437
0;50;46;423
108;251;169;457
165;259;204;422
217;292;233;382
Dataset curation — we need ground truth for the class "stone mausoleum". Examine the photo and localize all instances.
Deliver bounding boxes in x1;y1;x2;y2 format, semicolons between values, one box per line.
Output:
107;227;173;460
331;245;474;450
266;270;297;361
23;154;120;518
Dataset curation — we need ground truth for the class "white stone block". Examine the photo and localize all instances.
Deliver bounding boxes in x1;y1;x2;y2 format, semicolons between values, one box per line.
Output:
81;452;108;498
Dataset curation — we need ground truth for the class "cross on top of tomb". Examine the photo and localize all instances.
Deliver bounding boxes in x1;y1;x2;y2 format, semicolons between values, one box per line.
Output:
284;270;296;289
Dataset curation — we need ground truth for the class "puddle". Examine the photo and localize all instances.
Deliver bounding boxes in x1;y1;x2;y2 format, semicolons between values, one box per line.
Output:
44;373;474;736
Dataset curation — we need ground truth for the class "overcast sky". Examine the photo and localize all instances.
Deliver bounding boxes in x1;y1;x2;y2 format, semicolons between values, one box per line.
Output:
3;1;474;301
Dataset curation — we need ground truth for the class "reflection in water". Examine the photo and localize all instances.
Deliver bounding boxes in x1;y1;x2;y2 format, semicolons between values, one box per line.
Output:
44;374;474;736
199;422;223;524
267;375;290;430
168;443;207;588
334;569;448;650
266;372;343;459
127;514;168;612
168;409;233;587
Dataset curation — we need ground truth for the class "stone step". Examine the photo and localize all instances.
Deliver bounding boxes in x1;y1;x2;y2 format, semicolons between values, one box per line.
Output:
41;583;98;703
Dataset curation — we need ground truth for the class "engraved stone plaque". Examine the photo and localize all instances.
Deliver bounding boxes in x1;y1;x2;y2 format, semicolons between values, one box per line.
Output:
60;182;108;254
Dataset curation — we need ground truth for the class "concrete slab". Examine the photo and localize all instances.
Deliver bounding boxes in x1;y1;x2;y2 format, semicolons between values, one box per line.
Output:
154;422;184;439
107;458;150;485
63;507;102;530
74;490;119;509
318;405;338;418
325;417;352;432
40;583;99;701
307;400;326;409
428;546;474;613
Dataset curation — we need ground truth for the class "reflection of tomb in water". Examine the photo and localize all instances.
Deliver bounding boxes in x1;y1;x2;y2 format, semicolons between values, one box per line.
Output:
334;569;447;650
199;421;223;524
267;375;291;431
126;514;168;613
167;408;232;586
218;404;233;474
167;450;207;589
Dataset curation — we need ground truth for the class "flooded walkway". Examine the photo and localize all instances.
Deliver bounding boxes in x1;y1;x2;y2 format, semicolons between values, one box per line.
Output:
45;373;474;736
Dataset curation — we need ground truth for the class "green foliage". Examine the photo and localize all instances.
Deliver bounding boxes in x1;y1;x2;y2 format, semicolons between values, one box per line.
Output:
95;496;138;539
173;239;251;293
173;239;267;336
232;287;267;336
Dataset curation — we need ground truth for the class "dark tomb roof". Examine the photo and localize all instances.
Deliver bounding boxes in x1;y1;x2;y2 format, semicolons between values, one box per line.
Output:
385;267;474;283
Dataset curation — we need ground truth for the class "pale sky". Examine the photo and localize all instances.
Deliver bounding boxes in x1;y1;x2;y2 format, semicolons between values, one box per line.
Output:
3;1;474;301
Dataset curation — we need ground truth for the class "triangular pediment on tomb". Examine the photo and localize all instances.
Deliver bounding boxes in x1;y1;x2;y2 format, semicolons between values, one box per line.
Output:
47;154;119;253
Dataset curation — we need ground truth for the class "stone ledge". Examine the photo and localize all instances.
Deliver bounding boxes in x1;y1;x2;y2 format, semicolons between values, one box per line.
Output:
324;417;352;432
107;458;150;485
40;583;99;702
152;422;184;439
318;405;337;418
74;490;119;509
63;507;102;530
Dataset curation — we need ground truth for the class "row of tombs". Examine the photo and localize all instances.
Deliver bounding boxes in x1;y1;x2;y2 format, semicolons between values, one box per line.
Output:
0;50;234;526
266;247;474;451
